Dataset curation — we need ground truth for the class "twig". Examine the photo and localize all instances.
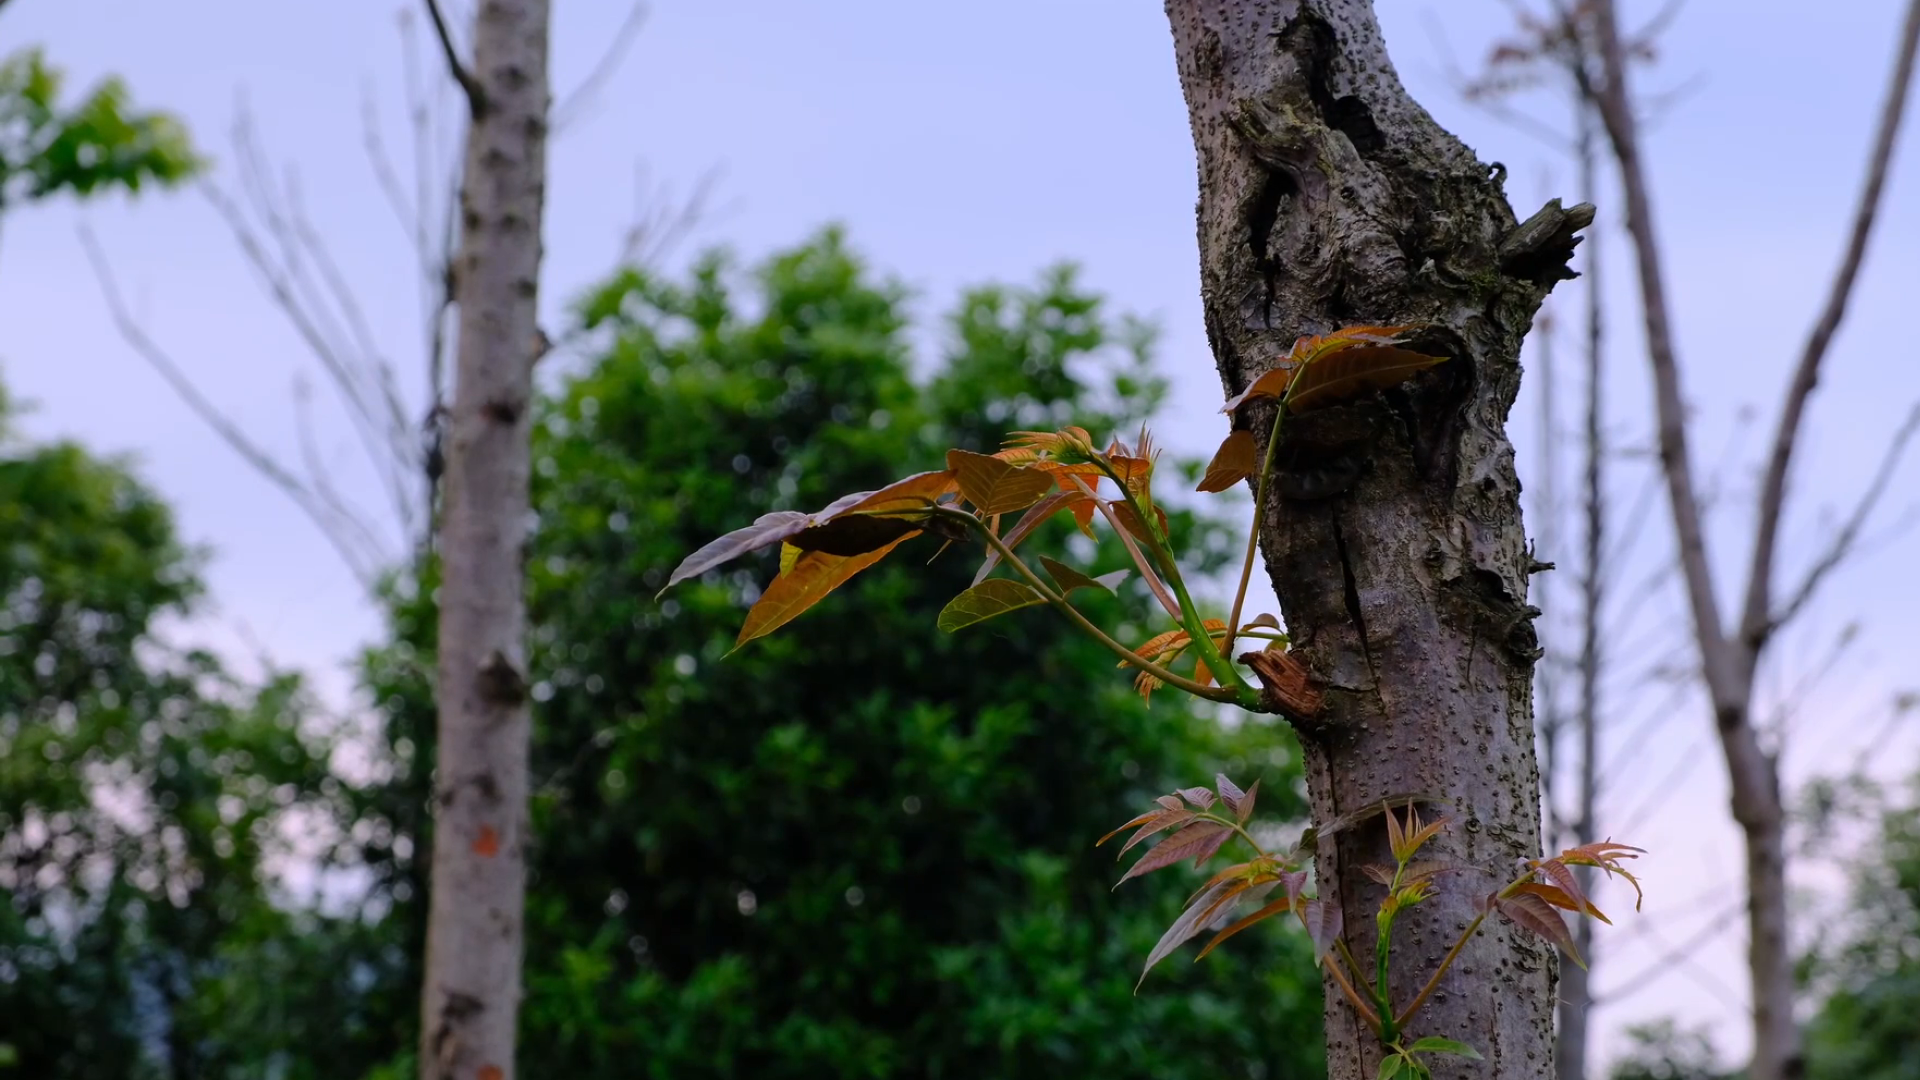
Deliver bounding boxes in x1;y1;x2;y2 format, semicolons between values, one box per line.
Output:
1592;898;1745;1004
1737;0;1920;656
423;0;486;117
79;225;383;589
553;1;649;132
1767;402;1920;635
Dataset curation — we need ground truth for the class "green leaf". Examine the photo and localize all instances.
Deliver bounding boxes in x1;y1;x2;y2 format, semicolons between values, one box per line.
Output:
1407;1037;1482;1060
1038;554;1121;595
1377;1054;1406;1080
937;579;1046;632
946;449;1055;515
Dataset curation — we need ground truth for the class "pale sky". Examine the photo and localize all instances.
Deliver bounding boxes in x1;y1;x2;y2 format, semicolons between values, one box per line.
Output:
3;0;1918;1071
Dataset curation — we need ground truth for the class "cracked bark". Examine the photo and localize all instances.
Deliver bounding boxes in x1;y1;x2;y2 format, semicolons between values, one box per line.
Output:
418;2;551;1079
1164;3;1586;1077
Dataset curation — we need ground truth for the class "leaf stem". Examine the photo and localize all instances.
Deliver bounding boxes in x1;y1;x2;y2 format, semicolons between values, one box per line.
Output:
1391;868;1537;1029
1195;811;1269;857
1064;474;1183;621
1221;398;1290;659
934;507;1252;706
1092;460;1253;697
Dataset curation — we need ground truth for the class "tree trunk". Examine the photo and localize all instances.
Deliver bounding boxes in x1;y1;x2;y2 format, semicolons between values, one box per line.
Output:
419;2;551;1079
1163;2;1588;1076
1555;98;1606;1080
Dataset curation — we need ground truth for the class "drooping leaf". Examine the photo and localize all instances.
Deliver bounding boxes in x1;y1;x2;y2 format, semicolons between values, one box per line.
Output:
1407;1037;1482;1060
1242;612;1281;632
1220;365;1298;414
1111;500;1170;545
662;510;811;595
1196;428;1257;493
1285;344;1447;413
1301;898;1343;962
788;469;957;555
1137;880;1234;989
733;532;919;648
1114;808;1197;855
1194;894;1293;961
1039;554;1118;595
1513;881;1611;925
971;491;1089;584
1536;858;1596;919
947;449;1055;515
937;578;1046;632
1494;891;1582;966
1556;839;1647;911
1118;821;1230;884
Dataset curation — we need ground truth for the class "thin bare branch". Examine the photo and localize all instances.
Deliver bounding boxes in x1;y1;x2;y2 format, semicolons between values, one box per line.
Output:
553;1;649;133
423;0;486;117
1592;898;1745;1005
1766;403;1920;634
79;225;385;589
1591;0;1738;706
1738;0;1920;658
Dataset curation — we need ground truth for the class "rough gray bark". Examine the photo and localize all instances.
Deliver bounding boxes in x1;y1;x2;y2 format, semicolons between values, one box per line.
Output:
418;2;551;1079
1163;2;1589;1077
1589;2;1920;1078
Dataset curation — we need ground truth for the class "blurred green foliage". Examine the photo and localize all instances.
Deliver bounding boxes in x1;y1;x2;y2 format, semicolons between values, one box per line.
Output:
0;391;346;1078
1800;769;1920;1080
0;47;200;213
3;230;1330;1077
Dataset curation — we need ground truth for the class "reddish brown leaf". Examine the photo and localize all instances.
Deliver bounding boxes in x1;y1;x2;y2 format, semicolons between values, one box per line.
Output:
1513;882;1612;925
1215;775;1258;823
1285;344;1447;413
791;469;957;555
1195;894;1294;960
1095;810;1160;848
947;449;1056;515
1119;822;1230;884
1536;858;1595;918
1137;880;1234;988
1117;808;1197;855
1301;898;1343;962
1495;892;1583;966
734;532;918;648
479;1067;504;1080
1154;794;1184;811
663;510;812;594
1197;429;1257;493
1230;779;1259;822
473;824;500;858
1361;863;1397;886
1220;366;1297;414
970;491;1083;585
1384;804;1407;863
1177;787;1217;811
1557;839;1647;911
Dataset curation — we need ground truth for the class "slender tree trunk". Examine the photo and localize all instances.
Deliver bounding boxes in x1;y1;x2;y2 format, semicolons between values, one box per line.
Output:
1554;98;1606;1080
1588;3;1920;1078
419;3;551;1079
1164;3;1589;1076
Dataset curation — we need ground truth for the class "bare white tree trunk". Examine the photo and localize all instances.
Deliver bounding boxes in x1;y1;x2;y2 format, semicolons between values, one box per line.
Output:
1163;2;1589;1076
418;2;551;1078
